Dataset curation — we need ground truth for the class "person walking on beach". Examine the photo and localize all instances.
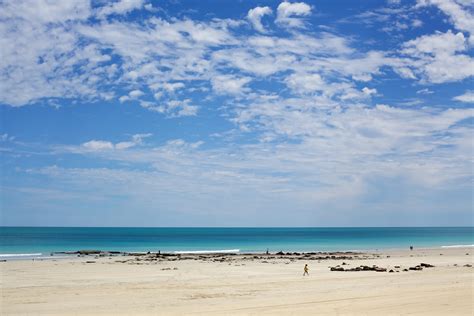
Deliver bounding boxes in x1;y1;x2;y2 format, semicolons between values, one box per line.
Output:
303;264;309;276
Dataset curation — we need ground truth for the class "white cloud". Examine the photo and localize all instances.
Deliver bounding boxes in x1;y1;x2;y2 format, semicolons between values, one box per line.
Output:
119;96;130;103
285;72;326;94
119;89;144;102
80;134;152;152
82;140;114;151
362;87;377;96
129;89;144;98
422;54;474;83
396;98;424;106
211;75;252;95
96;0;145;18
417;88;434;94
402;30;467;56
453;90;474;103
167;100;199;117
0;0;91;24
0;0;116;106
400;30;474;83
115;133;152;149
141;99;198;117
73;16;235;111
417;0;474;35
132;133;152;142
114;142;136;150
276;1;312;28
412;19;423;28
162;82;185;93
247;6;272;33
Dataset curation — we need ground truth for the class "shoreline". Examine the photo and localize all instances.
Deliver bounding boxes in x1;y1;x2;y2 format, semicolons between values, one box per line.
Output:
2;244;473;261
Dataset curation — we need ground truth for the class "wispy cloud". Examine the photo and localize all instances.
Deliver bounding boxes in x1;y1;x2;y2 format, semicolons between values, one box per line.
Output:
453;90;474;103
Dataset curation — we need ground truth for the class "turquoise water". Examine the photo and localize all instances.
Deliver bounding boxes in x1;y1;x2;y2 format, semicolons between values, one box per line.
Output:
1;227;473;258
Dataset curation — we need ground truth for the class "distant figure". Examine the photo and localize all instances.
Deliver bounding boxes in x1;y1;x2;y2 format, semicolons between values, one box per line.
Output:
266;248;269;255
410;246;413;251
303;264;309;276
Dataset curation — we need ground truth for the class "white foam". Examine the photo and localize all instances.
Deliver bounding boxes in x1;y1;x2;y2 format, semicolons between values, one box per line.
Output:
441;244;474;248
174;249;240;254
0;253;43;257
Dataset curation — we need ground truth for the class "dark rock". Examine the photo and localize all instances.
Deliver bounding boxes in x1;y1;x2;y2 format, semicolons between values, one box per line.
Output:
409;266;423;271
420;263;435;268
276;251;284;255
342;262;347;265
85;261;96;263
389;269;394;273
330;266;344;271
375;267;387;272
78;250;102;255
464;264;472;267
394;265;400;268
403;269;408;272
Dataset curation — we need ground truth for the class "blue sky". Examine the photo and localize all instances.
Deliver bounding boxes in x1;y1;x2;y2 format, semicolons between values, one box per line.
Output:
1;0;473;227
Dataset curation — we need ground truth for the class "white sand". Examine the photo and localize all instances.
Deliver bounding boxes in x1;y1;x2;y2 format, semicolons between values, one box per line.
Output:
1;247;473;315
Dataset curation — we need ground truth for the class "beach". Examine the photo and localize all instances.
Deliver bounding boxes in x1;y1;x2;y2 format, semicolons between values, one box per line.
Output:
1;247;473;315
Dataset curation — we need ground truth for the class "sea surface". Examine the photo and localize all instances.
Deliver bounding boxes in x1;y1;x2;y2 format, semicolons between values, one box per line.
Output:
1;227;473;259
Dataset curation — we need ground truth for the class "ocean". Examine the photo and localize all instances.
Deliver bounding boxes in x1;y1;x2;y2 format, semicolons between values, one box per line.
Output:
1;227;473;259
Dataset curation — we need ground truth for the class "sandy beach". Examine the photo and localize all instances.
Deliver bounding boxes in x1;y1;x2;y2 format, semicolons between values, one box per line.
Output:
1;247;473;315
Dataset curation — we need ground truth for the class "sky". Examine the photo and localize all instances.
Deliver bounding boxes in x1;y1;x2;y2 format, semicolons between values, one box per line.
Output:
0;0;473;227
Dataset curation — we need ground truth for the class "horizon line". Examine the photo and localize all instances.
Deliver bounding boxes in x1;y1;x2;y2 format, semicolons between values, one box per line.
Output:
1;226;473;228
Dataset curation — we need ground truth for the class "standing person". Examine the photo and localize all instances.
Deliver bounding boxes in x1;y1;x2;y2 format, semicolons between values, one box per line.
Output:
303;264;309;276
